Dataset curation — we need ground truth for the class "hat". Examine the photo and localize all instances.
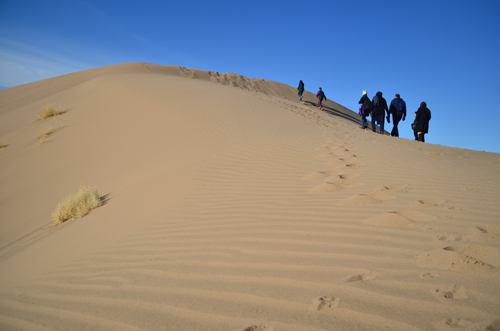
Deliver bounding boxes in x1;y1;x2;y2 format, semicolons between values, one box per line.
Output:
362;90;367;96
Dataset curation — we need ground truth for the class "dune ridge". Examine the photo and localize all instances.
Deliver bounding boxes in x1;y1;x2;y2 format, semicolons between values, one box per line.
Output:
0;63;499;330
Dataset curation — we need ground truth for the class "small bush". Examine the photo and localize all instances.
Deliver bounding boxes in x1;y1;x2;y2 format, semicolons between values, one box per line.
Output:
37;127;59;142
39;106;66;120
0;144;8;149
52;186;103;224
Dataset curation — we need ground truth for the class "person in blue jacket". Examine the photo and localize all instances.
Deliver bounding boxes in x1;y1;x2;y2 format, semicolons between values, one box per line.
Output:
297;80;305;101
388;93;407;137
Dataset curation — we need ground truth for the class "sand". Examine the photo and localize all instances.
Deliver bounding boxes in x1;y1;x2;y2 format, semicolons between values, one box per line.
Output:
0;63;499;330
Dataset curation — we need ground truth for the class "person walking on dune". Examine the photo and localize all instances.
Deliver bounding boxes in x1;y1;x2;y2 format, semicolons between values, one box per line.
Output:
316;87;327;110
297;80;305;101
389;93;407;137
370;91;389;134
412;101;432;142
358;90;372;129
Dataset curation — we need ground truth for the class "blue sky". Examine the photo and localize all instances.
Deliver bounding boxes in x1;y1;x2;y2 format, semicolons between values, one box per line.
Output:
1;0;499;152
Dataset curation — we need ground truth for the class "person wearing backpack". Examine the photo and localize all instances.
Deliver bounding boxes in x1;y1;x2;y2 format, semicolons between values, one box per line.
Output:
370;91;389;134
316;87;327;110
297;80;305;101
412;101;432;142
388;93;407;137
358;90;371;129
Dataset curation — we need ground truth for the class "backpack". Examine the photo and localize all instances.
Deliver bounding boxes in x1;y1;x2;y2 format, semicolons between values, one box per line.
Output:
371;95;381;115
394;99;405;113
364;98;372;115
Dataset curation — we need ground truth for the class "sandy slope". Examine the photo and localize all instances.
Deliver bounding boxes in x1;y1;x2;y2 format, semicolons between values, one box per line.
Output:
0;63;499;331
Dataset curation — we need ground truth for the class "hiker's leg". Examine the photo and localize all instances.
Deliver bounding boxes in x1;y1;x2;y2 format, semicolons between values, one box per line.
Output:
392;117;400;137
379;117;385;134
360;115;366;128
371;116;377;132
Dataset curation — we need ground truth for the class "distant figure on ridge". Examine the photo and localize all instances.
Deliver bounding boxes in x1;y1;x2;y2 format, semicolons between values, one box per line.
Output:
358;90;372;129
316;87;327;110
297;80;305;101
412;101;432;142
388;93;407;137
370;91;389;134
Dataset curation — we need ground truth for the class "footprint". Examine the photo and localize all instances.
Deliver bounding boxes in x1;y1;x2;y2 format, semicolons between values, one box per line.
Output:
308;174;358;193
420;271;439;279
469;226;498;241
311;295;340;311
345;272;376;282
476;226;488;234
242;325;273;331
415;245;495;271
435;318;476;330
455;245;500;267
432;284;468;302
416;199;459;211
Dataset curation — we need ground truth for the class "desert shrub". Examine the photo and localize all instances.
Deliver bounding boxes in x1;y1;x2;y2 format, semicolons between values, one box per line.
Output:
52;186;103;224
0;144;8;149
39;106;66;120
37;127;59;141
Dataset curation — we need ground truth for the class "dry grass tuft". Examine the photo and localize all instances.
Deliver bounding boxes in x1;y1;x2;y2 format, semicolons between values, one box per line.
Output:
37;127;60;142
0;143;8;149
39;106;67;120
52;186;103;224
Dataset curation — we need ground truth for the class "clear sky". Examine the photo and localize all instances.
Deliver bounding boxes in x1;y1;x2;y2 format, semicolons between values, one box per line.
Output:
1;0;499;152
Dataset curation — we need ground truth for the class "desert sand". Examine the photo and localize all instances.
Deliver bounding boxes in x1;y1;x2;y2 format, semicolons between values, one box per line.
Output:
0;63;499;330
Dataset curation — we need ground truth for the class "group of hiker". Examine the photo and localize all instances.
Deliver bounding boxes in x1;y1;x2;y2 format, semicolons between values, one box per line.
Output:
358;90;431;142
296;80;432;143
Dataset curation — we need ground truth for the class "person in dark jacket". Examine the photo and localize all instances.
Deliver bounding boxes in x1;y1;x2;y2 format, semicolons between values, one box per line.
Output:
388;93;407;137
316;87;326;110
412;101;432;142
297;80;305;101
358;90;371;129
370;91;389;134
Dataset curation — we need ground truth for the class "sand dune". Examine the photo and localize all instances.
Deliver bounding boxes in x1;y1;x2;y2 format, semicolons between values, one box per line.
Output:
0;63;499;330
